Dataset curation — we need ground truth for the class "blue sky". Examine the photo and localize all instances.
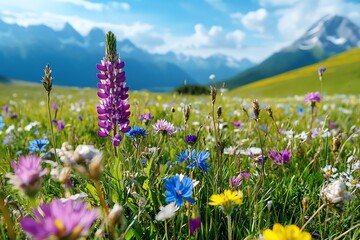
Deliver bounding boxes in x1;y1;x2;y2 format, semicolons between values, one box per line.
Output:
1;0;360;62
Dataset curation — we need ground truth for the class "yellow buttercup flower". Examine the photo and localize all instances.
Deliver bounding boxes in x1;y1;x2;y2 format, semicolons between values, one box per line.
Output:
263;223;311;240
209;190;243;206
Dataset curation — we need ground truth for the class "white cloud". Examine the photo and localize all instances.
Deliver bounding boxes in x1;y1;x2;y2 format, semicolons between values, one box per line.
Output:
232;8;268;33
52;0;130;12
205;0;227;12
275;0;360;40
53;0;104;11
259;0;299;6
0;10;152;38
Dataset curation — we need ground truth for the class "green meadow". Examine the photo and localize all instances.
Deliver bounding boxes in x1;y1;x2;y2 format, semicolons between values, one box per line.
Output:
0;52;359;240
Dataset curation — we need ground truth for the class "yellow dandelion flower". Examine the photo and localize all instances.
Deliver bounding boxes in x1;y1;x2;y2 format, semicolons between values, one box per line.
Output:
263;223;311;240
209;190;243;206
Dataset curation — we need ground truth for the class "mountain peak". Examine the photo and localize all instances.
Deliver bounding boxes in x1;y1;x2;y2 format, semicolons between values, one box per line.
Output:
295;15;360;51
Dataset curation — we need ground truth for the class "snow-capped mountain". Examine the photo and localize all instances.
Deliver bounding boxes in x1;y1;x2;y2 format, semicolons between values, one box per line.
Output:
223;15;360;89
294;15;360;53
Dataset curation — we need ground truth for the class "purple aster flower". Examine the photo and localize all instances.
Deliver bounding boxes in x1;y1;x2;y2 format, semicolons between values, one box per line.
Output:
164;175;195;207
185;134;197;145
152;119;176;136
139;112;154;124
57;120;65;131
20;199;98;239
186;150;211;171
96;31;130;147
305;92;321;104
6;155;47;196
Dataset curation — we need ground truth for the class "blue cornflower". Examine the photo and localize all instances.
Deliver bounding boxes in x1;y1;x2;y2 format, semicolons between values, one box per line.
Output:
0;116;5;129
164;175;195;207
186;150;210;171
28;139;49;152
176;149;191;163
126;126;147;140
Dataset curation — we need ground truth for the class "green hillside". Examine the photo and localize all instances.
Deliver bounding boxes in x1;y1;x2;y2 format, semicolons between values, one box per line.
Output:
228;47;360;98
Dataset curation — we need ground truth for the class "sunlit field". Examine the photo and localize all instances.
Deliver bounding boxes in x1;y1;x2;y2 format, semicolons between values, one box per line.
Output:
0;37;359;240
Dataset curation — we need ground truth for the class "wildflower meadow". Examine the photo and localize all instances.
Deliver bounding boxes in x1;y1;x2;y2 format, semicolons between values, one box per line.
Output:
0;31;359;240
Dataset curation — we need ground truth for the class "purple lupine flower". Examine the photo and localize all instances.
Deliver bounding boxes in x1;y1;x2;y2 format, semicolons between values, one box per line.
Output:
20;199;98;239
6;155;47;196
139;112;154;124
96;31;130;146
152;119;176;136
185;134;197;145
305;92;321;104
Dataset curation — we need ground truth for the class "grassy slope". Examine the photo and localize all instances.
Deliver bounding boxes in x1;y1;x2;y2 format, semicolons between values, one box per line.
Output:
228;47;360;98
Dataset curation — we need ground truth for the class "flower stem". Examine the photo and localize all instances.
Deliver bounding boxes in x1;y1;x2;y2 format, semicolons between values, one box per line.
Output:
227;214;232;240
93;180;109;216
47;93;59;164
0;196;16;240
334;222;360;240
301;203;326;231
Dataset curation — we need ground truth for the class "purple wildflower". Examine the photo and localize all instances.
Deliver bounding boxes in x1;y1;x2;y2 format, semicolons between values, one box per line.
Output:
190;217;201;235
318;66;326;80
329;122;337;129
139;112;154;124
57;120;65;131
152;119;176;136
96;31;130;146
229;172;250;188
2;105;9;114
78;116;83;121
268;149;292;165
231;121;242;128
305;92;321;104
52;101;58;110
20;199;98;239
6;155;47;196
185;134;197;145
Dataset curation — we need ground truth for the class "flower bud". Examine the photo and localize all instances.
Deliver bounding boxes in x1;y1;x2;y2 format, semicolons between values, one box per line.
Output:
88;153;103;181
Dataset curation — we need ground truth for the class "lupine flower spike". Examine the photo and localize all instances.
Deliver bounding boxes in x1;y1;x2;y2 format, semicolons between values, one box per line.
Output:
96;31;130;147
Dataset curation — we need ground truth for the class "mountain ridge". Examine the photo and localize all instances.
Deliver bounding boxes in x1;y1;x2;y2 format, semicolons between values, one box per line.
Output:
222;15;360;89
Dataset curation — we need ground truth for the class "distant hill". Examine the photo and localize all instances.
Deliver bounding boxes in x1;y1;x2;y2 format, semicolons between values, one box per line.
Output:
223;15;360;89
228;47;360;98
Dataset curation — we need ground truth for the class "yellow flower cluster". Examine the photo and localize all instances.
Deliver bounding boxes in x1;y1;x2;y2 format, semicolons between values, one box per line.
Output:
209;190;243;206
263;223;311;240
